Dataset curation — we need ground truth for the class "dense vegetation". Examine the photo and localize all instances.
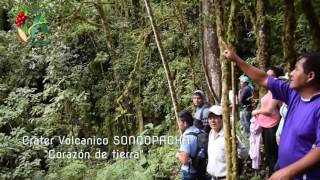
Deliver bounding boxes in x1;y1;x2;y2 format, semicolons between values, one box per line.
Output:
0;0;319;179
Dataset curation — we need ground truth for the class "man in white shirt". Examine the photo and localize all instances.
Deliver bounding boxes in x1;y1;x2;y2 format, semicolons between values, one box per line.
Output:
206;105;227;180
206;105;247;180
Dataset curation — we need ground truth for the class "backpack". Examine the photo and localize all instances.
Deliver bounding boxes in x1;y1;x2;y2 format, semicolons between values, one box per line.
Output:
187;130;209;174
194;105;209;130
199;104;209;121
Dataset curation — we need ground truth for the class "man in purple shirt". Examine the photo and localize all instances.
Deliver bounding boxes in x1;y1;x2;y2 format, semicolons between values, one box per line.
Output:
223;49;320;180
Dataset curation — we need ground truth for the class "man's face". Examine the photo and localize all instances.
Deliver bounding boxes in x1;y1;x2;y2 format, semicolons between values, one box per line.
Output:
179;120;188;132
208;114;223;133
289;58;309;90
240;80;246;88
192;95;203;107
267;69;276;77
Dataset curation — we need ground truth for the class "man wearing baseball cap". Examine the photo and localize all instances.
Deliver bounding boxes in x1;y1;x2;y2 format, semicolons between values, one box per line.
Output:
206;105;226;180
206;105;246;180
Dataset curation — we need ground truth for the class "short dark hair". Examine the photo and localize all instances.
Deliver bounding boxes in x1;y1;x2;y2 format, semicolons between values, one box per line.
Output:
302;53;320;86
193;92;203;98
266;67;284;78
178;111;193;126
192;90;205;99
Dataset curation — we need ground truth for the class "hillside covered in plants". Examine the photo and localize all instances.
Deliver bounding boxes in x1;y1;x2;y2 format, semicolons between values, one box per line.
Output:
1;0;320;179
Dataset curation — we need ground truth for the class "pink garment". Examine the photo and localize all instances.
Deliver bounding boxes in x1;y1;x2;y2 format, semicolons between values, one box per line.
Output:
249;116;262;170
256;91;280;128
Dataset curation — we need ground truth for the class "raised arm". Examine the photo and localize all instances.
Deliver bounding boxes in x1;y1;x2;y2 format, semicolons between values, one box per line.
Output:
223;48;269;88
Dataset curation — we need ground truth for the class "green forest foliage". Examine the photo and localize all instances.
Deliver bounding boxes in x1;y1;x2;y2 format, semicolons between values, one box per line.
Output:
0;0;319;179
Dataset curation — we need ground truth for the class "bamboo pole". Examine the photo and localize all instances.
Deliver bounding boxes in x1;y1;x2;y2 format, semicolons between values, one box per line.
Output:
227;0;239;179
215;0;232;179
143;0;181;133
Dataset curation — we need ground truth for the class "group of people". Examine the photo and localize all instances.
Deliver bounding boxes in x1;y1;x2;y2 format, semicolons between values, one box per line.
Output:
175;49;320;180
176;90;235;180
241;67;286;175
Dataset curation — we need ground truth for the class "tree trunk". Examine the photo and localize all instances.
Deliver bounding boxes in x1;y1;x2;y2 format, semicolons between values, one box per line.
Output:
215;0;233;179
172;1;199;90
115;33;150;134
0;8;9;31
131;0;143;133
256;0;269;97
135;38;147;134
202;0;221;104
227;0;239;179
0;8;4;30
132;0;141;27
94;0;114;58
283;0;296;71
143;0;181;132
134;95;144;133
301;0;320;51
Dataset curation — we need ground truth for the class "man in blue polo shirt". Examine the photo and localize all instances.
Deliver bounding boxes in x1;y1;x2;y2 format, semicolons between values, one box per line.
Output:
176;111;200;180
223;49;320;180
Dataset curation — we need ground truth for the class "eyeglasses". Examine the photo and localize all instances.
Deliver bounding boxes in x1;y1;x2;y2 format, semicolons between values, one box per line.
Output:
208;117;221;121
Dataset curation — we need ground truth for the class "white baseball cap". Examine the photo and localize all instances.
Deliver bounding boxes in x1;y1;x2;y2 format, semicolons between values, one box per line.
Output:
208;105;223;116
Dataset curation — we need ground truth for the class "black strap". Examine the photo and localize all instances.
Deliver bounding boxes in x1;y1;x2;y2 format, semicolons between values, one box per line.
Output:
199;105;206;120
186;132;199;173
185;132;200;159
212;176;226;180
186;132;200;136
